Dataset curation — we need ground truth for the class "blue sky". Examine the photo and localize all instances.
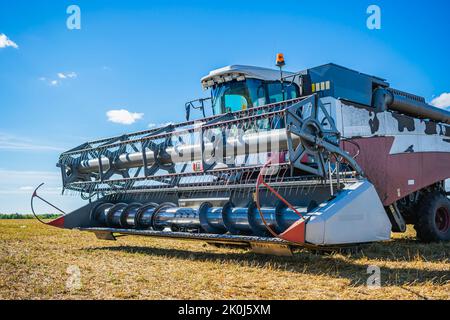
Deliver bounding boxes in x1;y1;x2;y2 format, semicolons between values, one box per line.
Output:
0;0;449;213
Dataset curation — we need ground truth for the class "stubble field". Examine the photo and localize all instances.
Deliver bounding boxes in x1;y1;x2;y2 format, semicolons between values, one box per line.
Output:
0;219;448;300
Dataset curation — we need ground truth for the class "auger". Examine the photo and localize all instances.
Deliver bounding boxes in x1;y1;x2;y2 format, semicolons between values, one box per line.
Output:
32;56;450;255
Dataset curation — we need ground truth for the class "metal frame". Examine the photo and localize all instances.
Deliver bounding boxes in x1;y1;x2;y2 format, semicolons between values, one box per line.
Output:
57;95;362;197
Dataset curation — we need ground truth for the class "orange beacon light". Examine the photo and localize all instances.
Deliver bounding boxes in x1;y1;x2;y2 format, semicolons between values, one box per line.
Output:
276;53;285;67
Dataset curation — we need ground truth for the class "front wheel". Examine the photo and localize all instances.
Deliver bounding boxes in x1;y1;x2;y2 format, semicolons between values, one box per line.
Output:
414;192;450;242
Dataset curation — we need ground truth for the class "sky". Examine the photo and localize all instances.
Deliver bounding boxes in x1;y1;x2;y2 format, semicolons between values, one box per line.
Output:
0;0;449;214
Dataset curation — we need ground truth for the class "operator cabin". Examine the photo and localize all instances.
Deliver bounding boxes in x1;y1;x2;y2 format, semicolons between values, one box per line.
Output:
199;60;396;117
201;65;301;115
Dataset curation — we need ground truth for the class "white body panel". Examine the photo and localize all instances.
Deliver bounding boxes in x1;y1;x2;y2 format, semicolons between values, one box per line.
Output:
331;98;450;155
305;181;392;245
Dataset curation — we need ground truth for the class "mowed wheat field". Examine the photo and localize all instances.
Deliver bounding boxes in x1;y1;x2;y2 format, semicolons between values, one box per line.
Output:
0;219;448;300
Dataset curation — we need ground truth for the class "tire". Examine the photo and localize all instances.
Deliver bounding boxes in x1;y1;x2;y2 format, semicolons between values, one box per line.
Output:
414;192;450;242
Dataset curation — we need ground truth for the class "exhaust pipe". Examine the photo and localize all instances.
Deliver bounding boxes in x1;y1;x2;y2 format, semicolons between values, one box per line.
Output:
373;88;450;124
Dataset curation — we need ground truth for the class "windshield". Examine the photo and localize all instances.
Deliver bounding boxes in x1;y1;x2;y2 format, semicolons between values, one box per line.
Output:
211;79;264;115
211;79;299;115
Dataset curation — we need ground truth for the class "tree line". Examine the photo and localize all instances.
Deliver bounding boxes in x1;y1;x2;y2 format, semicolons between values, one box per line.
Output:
0;213;62;219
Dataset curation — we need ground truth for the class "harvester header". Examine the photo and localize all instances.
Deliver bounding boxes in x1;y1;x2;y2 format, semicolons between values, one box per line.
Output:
33;58;450;254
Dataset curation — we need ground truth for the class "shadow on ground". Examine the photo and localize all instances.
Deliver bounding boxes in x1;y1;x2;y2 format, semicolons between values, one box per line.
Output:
85;237;449;289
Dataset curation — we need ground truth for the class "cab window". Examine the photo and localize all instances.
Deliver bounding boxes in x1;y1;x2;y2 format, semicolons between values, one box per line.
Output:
224;94;248;112
211;79;300;115
211;80;254;114
267;82;299;103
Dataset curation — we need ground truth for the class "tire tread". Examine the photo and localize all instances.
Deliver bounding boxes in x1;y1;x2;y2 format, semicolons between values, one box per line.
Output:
414;192;450;242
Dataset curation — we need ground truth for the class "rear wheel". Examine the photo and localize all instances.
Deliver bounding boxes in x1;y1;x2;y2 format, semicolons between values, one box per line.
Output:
414;192;450;242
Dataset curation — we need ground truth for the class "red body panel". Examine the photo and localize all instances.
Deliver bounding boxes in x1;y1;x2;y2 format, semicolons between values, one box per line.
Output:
343;137;450;206
47;216;65;228
280;218;306;243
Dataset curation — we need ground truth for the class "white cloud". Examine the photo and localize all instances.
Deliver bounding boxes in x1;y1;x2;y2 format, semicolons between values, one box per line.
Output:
40;72;77;86
0;169;60;182
0;33;18;49
58;71;77;79
430;93;450;109
0;132;65;152
0;168;85;214
0;169;62;196
107;109;144;125
19;186;34;191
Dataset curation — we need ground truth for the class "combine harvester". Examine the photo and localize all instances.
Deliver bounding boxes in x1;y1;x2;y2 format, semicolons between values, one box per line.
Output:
32;55;450;255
